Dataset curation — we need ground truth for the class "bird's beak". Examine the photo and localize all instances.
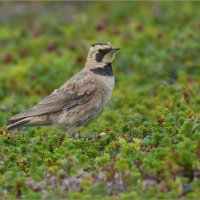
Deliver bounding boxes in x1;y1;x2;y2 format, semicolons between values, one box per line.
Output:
111;47;120;52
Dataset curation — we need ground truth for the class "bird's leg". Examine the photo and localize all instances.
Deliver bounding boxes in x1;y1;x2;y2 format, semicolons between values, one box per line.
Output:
68;127;81;139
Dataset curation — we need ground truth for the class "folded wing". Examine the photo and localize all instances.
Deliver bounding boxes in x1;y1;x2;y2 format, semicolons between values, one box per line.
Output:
9;72;97;124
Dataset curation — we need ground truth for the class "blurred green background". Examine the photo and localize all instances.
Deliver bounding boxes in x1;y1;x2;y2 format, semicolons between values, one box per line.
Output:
1;2;200;199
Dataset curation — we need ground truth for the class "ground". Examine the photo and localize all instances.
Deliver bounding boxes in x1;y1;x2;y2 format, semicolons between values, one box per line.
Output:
0;2;200;199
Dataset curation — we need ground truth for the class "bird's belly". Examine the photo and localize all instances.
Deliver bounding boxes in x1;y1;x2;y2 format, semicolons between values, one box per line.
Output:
57;90;112;127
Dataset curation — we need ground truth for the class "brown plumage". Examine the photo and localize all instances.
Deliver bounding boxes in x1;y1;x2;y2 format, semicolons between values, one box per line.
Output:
7;42;119;133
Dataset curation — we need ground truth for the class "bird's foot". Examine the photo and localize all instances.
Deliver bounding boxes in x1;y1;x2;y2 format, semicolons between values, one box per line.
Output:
74;131;81;139
68;127;81;139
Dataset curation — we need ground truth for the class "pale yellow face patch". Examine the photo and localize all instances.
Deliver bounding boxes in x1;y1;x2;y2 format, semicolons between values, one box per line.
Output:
101;51;115;63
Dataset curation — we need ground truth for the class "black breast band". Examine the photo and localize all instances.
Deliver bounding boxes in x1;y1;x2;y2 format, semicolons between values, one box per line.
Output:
90;63;113;76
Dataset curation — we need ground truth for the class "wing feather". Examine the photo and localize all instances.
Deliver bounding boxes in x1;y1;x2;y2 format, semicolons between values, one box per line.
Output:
9;71;97;122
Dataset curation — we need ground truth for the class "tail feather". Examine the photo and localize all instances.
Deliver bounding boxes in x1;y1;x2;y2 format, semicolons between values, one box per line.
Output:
7;118;30;130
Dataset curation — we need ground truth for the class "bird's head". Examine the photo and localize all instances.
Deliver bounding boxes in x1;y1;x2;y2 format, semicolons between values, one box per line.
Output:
87;42;120;64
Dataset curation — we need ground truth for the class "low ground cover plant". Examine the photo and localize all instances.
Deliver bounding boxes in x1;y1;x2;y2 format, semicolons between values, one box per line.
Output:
0;2;200;199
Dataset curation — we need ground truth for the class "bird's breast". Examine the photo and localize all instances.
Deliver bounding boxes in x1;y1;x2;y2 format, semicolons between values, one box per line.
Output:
99;76;115;92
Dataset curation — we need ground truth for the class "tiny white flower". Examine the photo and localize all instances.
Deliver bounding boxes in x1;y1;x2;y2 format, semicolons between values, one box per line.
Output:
100;132;106;136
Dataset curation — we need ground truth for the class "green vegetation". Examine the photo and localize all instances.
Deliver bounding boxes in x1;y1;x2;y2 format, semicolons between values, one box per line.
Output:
1;2;200;199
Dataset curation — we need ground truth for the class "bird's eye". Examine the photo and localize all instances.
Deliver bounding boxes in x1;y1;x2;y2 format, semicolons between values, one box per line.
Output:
98;49;103;53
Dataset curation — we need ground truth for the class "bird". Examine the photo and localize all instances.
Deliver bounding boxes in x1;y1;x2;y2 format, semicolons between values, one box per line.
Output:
7;42;120;135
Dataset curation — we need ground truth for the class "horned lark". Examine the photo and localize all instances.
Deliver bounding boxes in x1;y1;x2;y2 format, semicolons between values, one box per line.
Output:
7;42;119;134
